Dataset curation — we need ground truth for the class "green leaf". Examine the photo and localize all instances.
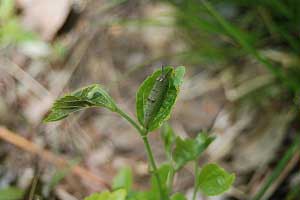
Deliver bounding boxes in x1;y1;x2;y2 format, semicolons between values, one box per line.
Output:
171;193;187;200
112;167;133;191
136;66;185;131
0;187;24;200
0;0;14;20
150;164;172;199
126;191;154;200
84;189;127;200
173;66;185;89
197;163;235;196
173;132;215;170
0;18;35;46
160;123;176;158
127;165;175;200
44;84;117;122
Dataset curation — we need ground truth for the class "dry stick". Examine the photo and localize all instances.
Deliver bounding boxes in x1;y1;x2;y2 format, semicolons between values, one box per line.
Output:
0;127;111;190
0;58;52;99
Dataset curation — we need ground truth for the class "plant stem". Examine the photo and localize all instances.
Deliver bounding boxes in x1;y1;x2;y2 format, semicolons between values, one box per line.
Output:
115;106;165;199
167;167;175;194
192;160;199;200
142;135;165;199
115;107;144;134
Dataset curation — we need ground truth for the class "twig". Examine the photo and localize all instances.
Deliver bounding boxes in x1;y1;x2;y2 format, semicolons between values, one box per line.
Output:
0;58;52;99
28;169;41;200
0;127;111;190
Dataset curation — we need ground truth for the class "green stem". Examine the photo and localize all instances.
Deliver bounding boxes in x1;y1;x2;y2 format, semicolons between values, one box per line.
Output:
116;107;144;134
167;168;175;193
192;161;199;200
142;135;165;199
115;106;165;199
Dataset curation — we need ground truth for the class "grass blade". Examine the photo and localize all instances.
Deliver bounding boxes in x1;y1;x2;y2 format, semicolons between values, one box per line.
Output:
252;136;300;200
200;0;299;92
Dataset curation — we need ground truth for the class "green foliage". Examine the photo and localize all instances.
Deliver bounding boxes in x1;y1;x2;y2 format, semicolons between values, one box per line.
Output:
44;84;117;122
84;189;127;200
0;18;35;46
286;183;300;200
199;0;298;91
112;167;133;191
0;0;14;20
45;67;234;199
170;193;186;200
136;66;185;131
0;187;24;200
52;41;68;60
197;163;235;196
150;164;172;198
173;132;215;170
165;0;300;101
160;123;176;158
0;0;35;46
172;66;185;89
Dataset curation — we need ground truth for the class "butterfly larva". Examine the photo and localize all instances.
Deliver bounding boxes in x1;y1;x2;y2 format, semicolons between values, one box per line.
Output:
144;67;172;129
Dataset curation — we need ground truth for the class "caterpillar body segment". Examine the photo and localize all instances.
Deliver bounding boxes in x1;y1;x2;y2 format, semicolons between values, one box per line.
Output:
144;68;172;129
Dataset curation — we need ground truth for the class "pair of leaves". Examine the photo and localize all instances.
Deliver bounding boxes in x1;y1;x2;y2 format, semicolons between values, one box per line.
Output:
44;84;117;122
136;66;185;131
197;163;235;196
84;189;126;200
45;66;185;130
160;126;234;196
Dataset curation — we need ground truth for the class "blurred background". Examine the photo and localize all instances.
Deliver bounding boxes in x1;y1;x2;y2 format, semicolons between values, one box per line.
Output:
0;0;300;199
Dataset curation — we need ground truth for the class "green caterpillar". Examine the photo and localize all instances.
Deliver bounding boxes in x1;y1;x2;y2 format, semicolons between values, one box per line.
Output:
144;67;171;129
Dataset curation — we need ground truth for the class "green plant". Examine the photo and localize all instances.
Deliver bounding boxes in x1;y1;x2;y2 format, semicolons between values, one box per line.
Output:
157;1;300;199
44;66;235;200
0;187;24;200
0;0;36;47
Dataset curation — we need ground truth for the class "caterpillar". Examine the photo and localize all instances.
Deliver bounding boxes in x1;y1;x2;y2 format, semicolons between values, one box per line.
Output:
144;67;171;128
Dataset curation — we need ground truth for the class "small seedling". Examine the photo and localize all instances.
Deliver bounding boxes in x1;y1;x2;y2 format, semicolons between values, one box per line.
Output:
44;66;235;200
